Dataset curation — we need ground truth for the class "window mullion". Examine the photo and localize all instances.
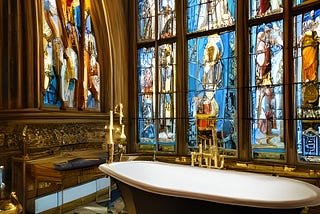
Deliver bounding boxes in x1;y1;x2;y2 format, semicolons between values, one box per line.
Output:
283;0;295;165
237;1;250;161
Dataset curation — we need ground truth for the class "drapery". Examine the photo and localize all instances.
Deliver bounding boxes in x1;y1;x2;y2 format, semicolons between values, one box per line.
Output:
0;0;41;109
90;0;129;111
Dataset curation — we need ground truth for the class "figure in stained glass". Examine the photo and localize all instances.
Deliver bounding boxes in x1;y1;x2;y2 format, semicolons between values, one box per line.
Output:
257;87;276;135
202;34;223;116
257;0;270;16
84;12;100;109
43;0;64;106
159;44;173;92
159;4;175;38
300;10;319;83
251;21;284;150
256;28;272;85
251;0;282;18
140;0;154;40
197;0;234;31
43;0;81;109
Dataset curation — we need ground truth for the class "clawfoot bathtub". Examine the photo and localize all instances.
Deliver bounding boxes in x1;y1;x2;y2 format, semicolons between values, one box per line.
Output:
99;161;320;214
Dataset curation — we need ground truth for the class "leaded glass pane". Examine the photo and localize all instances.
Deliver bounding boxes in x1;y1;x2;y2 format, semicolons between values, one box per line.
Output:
158;43;176;151
249;0;283;18
158;94;176;152
294;9;320;163
250;21;284;160
43;0;64;107
138;0;155;41
158;0;176;39
187;0;235;33
158;43;176;92
187;32;237;156
43;0;101;110
138;47;156;149
84;12;100;109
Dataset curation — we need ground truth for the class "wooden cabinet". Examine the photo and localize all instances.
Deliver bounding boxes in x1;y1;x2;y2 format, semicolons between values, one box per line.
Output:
12;150;108;213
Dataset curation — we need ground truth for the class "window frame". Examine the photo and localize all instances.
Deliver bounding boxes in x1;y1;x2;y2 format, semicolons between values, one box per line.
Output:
129;0;320;168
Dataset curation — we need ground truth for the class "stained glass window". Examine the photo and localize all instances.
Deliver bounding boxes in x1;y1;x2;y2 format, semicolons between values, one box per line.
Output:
187;32;237;156
294;9;320;162
186;0;237;159
137;45;177;152
42;0;100;110
250;21;284;160
138;47;156;148
137;0;176;153
135;0;320;165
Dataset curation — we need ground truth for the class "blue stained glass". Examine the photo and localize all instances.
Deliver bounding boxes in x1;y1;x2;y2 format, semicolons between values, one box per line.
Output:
138;48;155;93
187;32;237;153
138;47;156;145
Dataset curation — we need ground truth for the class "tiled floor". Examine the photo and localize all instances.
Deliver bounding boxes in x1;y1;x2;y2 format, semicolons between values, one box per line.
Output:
64;198;126;214
64;202;108;214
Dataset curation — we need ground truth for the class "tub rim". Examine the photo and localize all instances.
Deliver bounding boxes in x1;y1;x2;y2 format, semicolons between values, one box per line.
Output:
99;160;320;209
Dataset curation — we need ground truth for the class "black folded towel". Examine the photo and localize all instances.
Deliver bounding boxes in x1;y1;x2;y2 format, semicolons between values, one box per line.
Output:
54;154;108;171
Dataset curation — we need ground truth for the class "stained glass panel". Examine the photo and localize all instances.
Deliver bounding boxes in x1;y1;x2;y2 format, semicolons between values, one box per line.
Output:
43;0;100;110
84;12;100;109
138;47;156;149
138;0;155;41
250;21;284;160
187;0;235;33
158;43;176;151
158;43;176;92
158;0;176;39
187;32;237;156
249;0;283;18
43;0;81;109
43;0;64;107
294;9;320;163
